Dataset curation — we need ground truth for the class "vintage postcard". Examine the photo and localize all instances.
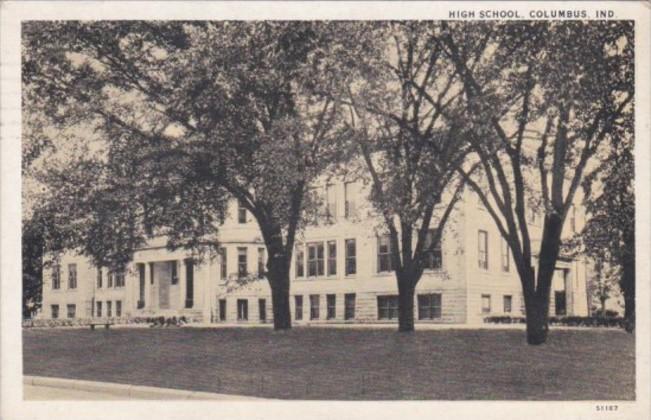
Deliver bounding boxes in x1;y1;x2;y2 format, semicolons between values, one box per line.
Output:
1;1;649;420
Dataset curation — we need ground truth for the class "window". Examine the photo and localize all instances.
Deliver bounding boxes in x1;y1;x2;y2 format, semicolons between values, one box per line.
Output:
238;199;247;224
295;245;305;278
377;295;399;320
418;293;442;320
344;181;358;219
377;235;393;273
570;206;576;233
555;291;567;316
501;238;510;272
344;293;356;320
219;299;227;321
137;263;145;309
107;301;112;317
326;184;337;222
481;294;491;314
503;295;512;313
327;241;337;276
219;248;227;281
107;271;114;288
237;247;248;278
185;259;194;308
309;294;320;320
66;304;76;319
307;242;325;277
68;264;77;289
326;294;336;319
345;239;356;275
51;304;59;319
116;300;122;317
170;261;178;285
96;268;103;288
423;229;442;270
258;299;267;322
52;264;61;290
257;247;266;278
96;301;102;317
115;270;125;288
294;295;303;320
237;299;248;321
478;230;488;270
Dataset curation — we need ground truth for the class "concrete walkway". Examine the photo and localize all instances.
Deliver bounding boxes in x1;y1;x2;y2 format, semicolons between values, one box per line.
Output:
23;376;267;400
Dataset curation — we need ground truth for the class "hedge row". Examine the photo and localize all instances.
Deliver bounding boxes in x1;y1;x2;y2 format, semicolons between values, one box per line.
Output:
23;315;203;329
483;315;626;328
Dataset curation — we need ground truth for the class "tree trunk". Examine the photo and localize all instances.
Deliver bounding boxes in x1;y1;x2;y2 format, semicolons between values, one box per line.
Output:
267;256;292;331
600;296;607;315
524;292;549;345
397;276;416;332
621;253;635;333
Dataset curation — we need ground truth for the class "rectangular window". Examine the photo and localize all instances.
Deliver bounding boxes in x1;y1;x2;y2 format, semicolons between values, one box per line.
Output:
96;267;102;288
185;259;194;308
219;299;227;321
96;301;102;317
344;293;356;320
116;300;122;317
137;263;145;309
307;242;325;277
555;291;567;316
503;295;512;313
345;239;356;275
310;294;320;320
423;229;442;270
294;295;303;320
501;238;510;272
237;299;248;321
295;245;305;278
107;271;114;288
238;199;247;224
237;247;248;278
377;295;399;320
481;294;491;314
107;301;112;317
170;261;178;285
326;184;337;222
377;235;393;273
115;270;125;288
478;230;488;270
257;247;266;278
570;206;576;233
344;181;357;219
258;299;267;322
219;248;227;281
327;241;337;276
66;304;76;319
326;294;336;319
68;264;77;289
51;304;59;319
418;293;442;320
52;264;61;290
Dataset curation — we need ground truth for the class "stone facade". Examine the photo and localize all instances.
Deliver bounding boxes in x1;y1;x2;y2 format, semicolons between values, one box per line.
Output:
38;181;589;325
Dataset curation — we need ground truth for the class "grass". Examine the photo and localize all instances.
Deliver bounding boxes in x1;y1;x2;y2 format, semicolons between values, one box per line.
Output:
23;327;635;400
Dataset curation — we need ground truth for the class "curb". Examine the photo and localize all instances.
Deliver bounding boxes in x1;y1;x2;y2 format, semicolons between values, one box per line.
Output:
24;375;267;400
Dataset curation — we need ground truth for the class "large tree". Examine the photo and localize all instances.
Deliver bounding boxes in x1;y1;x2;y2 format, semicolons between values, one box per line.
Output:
435;21;634;344
344;22;470;331
23;21;362;329
580;122;634;331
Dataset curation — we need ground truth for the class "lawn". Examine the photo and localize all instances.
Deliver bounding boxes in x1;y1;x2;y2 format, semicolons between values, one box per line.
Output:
23;327;635;400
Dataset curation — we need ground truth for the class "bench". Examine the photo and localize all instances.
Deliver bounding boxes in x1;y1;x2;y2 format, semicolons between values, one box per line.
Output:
89;322;113;330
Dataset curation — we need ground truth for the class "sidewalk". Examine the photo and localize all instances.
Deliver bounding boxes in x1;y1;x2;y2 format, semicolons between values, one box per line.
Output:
23;376;267;400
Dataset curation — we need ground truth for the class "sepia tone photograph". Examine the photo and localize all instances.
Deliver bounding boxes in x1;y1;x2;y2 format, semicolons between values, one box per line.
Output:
2;2;649;418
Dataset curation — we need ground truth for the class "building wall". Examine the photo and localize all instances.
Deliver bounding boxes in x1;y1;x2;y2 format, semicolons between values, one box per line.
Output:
39;179;589;324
